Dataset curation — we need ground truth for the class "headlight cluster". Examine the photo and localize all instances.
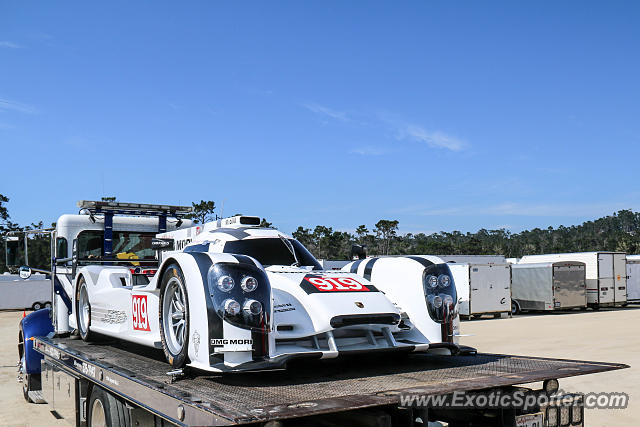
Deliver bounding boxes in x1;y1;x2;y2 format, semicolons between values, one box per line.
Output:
423;265;457;324
207;263;271;330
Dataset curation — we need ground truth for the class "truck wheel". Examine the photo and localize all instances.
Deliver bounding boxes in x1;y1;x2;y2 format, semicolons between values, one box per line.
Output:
44;302;52;309
87;386;131;427
511;301;520;315
32;302;42;311
159;264;190;368
76;277;95;341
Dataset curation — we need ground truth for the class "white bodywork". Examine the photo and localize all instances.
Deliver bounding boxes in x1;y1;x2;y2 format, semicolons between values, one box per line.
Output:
625;255;640;302
66;215;450;372
518;252;627;307
343;256;460;348
449;263;511;316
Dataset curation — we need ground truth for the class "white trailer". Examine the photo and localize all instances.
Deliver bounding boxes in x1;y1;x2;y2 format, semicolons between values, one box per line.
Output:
318;259;352;270
439;255;506;264
0;274;51;310
625;255;640;303
449;263;511;318
518;252;627;308
510;262;587;314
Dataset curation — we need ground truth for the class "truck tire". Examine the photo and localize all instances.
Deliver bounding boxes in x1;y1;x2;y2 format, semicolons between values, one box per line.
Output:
32;302;42;311
159;264;190;368
76;277;96;342
511;301;521;315
44;302;52;309
87;386;131;427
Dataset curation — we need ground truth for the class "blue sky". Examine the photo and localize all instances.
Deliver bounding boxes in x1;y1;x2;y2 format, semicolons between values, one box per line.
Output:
1;2;639;235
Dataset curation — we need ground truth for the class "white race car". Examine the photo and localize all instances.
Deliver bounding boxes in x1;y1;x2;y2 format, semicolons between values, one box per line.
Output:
75;214;460;372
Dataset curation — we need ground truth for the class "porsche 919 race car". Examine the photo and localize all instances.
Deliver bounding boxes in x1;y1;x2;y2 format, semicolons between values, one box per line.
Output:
71;209;459;373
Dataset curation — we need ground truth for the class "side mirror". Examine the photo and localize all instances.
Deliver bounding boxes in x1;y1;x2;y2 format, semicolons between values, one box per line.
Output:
19;266;32;280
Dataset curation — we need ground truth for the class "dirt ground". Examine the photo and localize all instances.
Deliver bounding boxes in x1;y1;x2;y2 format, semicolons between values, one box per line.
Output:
0;307;636;426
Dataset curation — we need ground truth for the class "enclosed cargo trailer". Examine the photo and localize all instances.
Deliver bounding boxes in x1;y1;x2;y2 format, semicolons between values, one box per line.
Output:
625;255;640;303
439;255;506;264
510;262;587;314
449;263;511;318
518;252;627;308
0;274;51;310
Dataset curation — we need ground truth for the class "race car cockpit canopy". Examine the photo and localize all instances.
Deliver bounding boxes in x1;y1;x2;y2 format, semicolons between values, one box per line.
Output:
222;237;322;270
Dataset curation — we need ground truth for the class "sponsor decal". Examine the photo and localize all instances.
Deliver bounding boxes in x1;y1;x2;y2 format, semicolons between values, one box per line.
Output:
300;275;376;294
132;295;151;331
193;330;200;357
274;303;296;313
210;339;253;347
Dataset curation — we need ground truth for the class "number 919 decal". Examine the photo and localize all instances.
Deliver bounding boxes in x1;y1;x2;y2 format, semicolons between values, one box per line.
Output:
132;295;150;331
300;275;377;294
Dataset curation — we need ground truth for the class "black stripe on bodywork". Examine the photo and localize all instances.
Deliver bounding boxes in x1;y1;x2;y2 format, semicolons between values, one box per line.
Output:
406;256;435;268
363;257;379;281
231;254;257;266
184;252;224;365
213;228;251;239
349;259;364;273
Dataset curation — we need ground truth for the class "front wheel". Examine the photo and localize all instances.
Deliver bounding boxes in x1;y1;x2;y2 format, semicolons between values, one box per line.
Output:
159;264;190;368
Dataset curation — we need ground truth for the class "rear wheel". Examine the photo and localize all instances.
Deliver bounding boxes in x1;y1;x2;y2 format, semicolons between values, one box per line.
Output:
87;386;130;427
44;302;52;309
159;264;190;368
31;302;42;311
76;277;95;341
511;301;521;315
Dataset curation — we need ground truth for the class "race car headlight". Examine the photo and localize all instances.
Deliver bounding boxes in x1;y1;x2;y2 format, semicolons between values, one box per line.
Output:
207;262;271;331
241;276;258;292
223;299;241;316
422;264;457;324
243;299;263;315
438;274;451;288
217;275;235;292
427;275;439;289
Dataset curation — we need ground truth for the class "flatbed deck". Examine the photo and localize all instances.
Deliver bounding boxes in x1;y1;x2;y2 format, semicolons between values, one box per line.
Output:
34;336;628;426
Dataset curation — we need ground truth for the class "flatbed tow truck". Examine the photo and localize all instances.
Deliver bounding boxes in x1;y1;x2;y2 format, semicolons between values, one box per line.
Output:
15;201;628;426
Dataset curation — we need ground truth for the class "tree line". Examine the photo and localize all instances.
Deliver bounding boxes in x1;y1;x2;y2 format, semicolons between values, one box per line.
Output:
2;193;640;272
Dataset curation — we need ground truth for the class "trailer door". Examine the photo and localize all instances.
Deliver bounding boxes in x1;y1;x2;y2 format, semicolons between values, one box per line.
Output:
627;262;640;302
613;254;627;304
553;264;587;309
469;265;510;314
597;254;615;304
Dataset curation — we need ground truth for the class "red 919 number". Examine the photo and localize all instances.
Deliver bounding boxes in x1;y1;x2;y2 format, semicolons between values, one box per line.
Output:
132;295;150;331
304;276;370;292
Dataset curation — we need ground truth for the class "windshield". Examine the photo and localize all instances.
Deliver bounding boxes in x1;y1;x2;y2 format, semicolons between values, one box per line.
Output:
222;238;322;270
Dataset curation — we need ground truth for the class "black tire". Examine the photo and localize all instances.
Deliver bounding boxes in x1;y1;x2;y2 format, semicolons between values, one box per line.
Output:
87;386;131;427
592;304;600;311
31;302;42;311
76;277;96;341
159;264;190;368
44;302;52;309
511;301;521;315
